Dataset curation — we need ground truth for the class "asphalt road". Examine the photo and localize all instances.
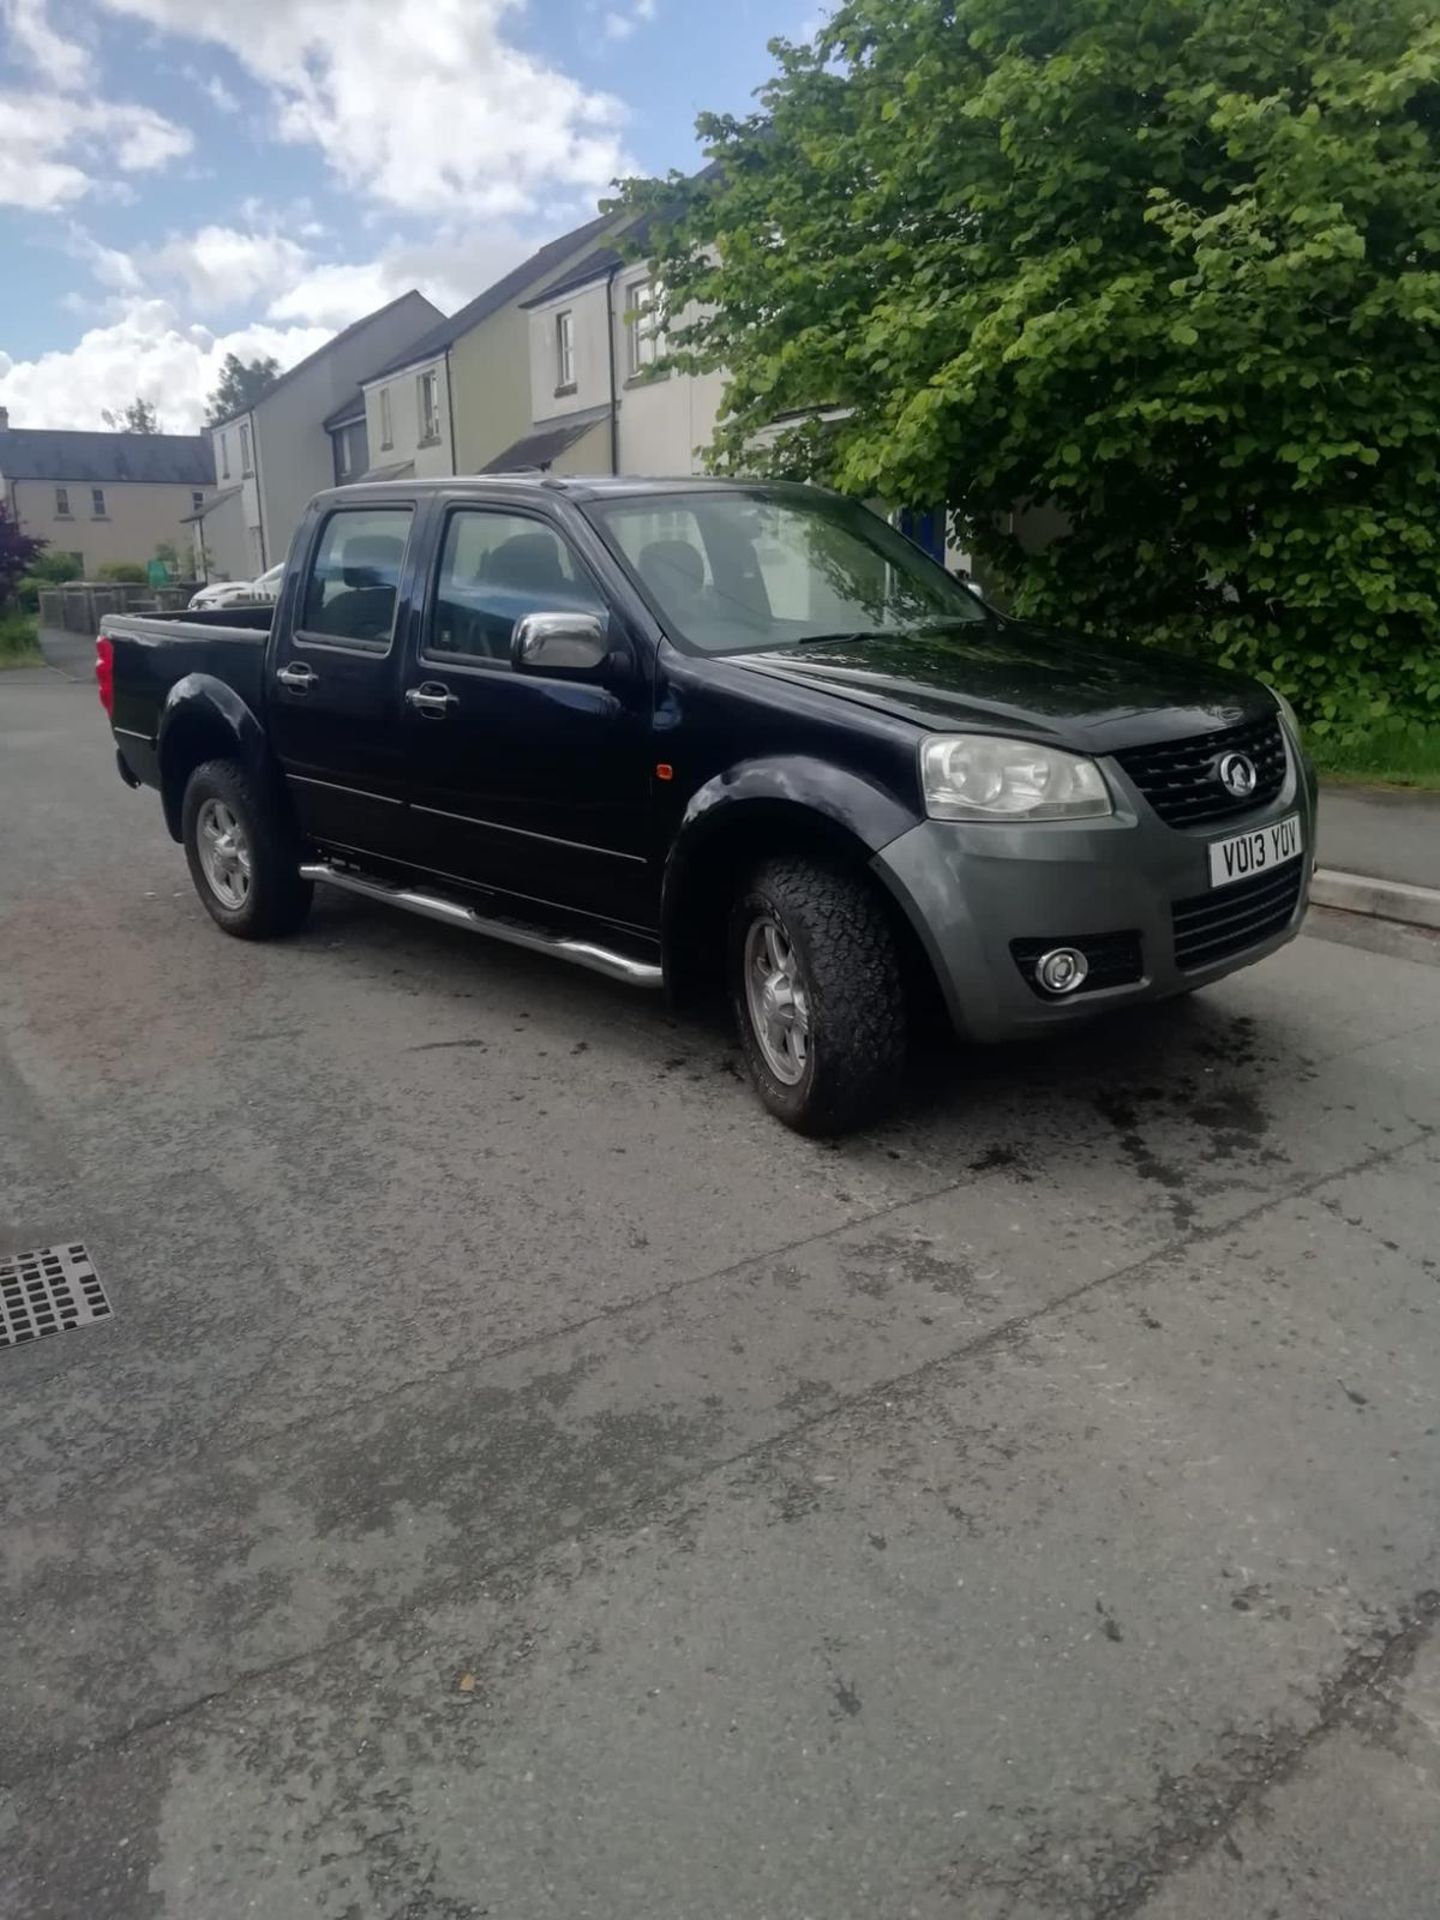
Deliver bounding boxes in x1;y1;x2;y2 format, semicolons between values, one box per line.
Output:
3;663;1440;1920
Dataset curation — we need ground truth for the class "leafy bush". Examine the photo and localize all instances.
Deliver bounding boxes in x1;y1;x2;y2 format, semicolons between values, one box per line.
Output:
26;550;83;584
0;611;41;667
95;561;148;583
625;0;1440;741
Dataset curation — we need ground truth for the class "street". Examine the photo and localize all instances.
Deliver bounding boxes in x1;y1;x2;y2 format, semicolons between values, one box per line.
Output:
2;661;1439;1919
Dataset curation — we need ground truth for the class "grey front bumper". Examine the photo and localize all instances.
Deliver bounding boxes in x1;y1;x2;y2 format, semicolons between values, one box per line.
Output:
872;745;1318;1044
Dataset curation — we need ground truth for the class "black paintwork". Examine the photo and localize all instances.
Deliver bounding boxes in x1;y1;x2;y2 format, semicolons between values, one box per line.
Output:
101;475;1281;954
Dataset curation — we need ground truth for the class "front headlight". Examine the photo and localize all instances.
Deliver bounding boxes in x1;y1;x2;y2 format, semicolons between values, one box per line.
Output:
920;733;1113;821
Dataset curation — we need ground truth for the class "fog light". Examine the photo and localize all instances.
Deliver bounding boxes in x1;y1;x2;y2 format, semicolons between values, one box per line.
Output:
1036;947;1089;995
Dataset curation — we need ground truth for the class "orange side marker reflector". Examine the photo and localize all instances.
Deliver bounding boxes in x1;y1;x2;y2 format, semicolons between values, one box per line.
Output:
655;762;674;781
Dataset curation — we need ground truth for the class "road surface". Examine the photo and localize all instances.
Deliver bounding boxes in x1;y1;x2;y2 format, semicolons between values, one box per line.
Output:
2;663;1439;1919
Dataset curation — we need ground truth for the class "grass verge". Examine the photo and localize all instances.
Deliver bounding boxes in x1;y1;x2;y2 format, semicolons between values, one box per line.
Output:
1310;722;1440;792
0;611;43;670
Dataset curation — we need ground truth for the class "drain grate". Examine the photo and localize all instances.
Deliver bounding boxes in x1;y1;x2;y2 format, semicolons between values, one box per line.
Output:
0;1243;112;1350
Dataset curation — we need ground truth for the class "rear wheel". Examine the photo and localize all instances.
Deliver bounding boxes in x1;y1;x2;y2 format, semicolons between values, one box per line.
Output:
181;758;312;940
729;857;908;1135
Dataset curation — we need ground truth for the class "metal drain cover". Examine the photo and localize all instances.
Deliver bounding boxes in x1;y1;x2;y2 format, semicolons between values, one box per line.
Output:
0;1243;112;1350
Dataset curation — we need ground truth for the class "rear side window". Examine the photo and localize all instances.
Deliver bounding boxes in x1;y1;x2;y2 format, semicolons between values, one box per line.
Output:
299;506;413;650
425;509;603;665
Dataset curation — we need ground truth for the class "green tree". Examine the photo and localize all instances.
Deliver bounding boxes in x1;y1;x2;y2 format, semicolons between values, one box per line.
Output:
0;503;44;607
102;396;158;433
204;353;279;426
620;0;1440;735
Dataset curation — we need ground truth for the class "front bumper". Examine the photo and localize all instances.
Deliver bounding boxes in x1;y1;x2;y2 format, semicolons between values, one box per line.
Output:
872;738;1318;1043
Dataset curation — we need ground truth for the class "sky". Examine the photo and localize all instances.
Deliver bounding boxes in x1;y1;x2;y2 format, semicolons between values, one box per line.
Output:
0;0;821;432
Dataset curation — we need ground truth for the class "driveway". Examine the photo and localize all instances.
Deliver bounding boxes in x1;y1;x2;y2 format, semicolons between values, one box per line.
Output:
3;667;1439;1919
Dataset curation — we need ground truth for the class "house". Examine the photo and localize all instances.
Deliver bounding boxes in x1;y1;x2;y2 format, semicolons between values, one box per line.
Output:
513;227;726;479
352;215;615;484
0;411;215;575
195;289;442;580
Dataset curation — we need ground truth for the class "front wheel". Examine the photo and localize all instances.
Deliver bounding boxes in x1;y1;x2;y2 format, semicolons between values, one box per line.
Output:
729;858;908;1135
182;758;312;940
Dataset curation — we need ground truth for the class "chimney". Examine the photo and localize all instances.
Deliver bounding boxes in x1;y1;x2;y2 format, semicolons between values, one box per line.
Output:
0;407;9;430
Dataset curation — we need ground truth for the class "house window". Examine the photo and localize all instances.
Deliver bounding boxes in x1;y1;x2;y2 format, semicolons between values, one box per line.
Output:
240;423;253;475
192;490;204;512
91;487;107;518
379;387;393;449
626;279;658;377
555;309;575;391
55;486;71;517
220;432;230;480
417;369;440;445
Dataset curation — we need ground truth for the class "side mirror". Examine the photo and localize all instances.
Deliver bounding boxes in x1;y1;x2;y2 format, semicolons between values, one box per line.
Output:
512;610;612;677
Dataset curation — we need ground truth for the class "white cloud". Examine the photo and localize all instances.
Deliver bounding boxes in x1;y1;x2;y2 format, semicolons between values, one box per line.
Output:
0;90;192;210
96;0;632;213
62;205;542;335
2;0;90;89
602;0;656;37
0;298;330;431
266;224;534;328
196;71;239;113
146;224;311;311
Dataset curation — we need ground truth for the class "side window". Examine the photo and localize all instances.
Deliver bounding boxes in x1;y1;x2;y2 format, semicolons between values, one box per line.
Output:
299;506;413;650
427;510;602;665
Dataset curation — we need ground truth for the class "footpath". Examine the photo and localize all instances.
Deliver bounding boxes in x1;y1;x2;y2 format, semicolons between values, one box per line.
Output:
1314;785;1440;932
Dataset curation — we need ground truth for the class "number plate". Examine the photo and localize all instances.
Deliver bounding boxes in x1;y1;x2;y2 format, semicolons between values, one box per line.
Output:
1208;812;1303;890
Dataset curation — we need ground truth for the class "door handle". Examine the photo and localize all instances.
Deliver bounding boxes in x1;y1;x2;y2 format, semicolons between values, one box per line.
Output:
276;662;318;692
405;683;455;719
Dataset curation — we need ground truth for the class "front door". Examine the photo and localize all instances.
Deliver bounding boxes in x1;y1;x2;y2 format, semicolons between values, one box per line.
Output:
399;504;655;930
268;501;418;861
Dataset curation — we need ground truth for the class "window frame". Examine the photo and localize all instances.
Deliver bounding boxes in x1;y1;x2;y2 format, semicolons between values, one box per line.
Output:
625;278;658;379
54;485;71;518
90;486;107;518
554;309;576;393
417;368;440;446
419;502;609;675
378;387;394;450
292;502;415;659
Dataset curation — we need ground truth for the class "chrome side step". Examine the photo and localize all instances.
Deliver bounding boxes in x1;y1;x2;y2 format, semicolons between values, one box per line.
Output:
298;863;664;989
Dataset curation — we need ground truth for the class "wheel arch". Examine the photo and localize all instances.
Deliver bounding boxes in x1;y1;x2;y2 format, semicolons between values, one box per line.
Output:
157;675;276;842
660;761;939;1015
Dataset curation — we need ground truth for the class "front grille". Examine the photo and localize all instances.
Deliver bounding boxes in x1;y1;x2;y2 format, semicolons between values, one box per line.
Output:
1011;931;1144;997
1114;715;1287;828
1172;860;1304;972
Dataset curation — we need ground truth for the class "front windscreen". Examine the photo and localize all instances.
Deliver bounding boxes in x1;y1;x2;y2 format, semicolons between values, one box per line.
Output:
588;487;985;655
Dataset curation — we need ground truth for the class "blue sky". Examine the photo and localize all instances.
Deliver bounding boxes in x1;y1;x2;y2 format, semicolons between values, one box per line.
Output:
0;0;821;428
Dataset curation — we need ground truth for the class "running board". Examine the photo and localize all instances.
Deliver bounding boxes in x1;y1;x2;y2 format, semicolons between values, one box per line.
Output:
298;863;664;989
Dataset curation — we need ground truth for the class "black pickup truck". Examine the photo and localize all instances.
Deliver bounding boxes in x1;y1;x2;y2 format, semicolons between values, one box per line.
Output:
99;475;1315;1132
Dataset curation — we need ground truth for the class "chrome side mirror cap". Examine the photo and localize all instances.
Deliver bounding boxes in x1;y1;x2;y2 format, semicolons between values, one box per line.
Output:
512;610;610;676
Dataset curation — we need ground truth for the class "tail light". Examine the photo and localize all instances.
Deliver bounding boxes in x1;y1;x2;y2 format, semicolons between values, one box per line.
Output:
95;636;114;716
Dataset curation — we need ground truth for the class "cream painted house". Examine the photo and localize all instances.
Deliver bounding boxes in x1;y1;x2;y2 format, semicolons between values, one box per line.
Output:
0;418;214;575
356;214;616;482
194;290;442;580
516;233;726;478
